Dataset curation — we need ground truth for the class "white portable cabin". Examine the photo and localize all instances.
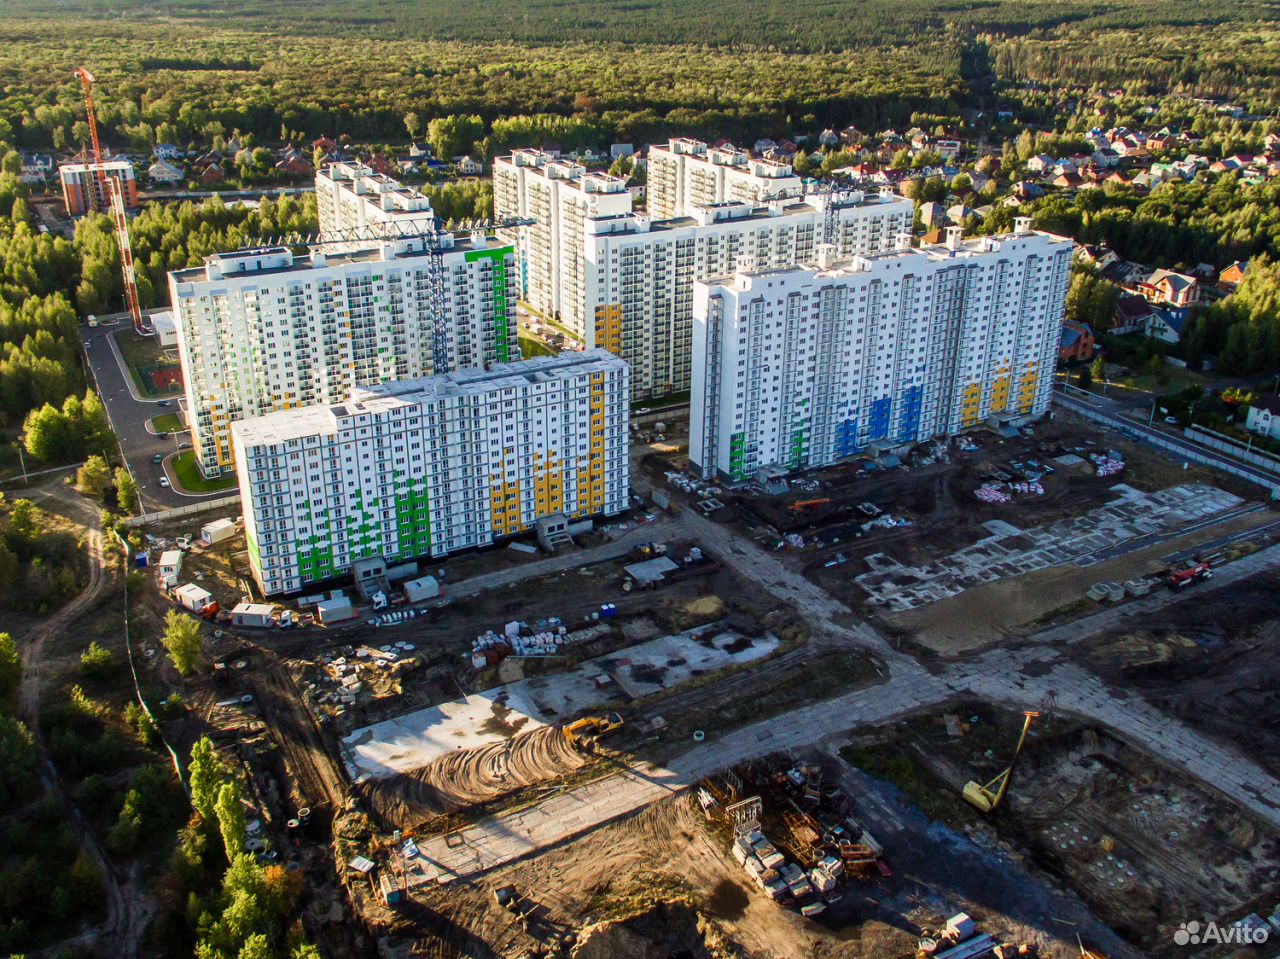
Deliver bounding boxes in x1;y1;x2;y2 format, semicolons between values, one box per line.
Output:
173;583;213;612
157;549;183;586
230;602;275;628
316;596;355;624
201;518;236;544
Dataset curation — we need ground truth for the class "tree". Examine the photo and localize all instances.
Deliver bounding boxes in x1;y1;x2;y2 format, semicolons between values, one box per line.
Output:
215;781;247;859
8;499;35;539
1090;354;1105;385
1077;364;1093;390
80;641;113;679
76;454;112;498
188;736;224;824
162;609;202;676
115;467;139;513
427;114;484;160
0;715;35;811
0;632;20;706
237;934;273;959
403;111;421;143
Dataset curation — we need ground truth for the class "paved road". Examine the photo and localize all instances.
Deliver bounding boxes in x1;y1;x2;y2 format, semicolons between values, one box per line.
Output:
1054;390;1280;489
83;317;221;512
411;507;1280;883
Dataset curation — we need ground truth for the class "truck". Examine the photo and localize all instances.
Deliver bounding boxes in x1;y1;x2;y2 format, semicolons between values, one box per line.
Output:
1166;560;1212;589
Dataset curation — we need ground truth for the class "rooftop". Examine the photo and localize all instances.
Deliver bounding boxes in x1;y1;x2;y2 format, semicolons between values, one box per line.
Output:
232;350;626;447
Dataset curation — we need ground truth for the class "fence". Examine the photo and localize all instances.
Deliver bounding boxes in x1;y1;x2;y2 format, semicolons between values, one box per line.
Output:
1185;425;1280;476
126;492;241;527
1054;393;1280;493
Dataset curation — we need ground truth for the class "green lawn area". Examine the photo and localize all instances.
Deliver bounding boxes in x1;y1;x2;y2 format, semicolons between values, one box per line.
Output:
632;389;690;411
149;412;184;433
517;332;557;358
112;328;183;398
170;451;237;494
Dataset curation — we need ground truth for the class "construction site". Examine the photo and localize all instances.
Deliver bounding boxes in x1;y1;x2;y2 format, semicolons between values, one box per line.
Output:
105;404;1280;959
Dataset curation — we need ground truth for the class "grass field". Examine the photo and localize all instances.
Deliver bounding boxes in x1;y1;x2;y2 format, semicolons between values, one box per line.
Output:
149;412;184;433
518;332;557;358
171;451;237;494
112;329;183;398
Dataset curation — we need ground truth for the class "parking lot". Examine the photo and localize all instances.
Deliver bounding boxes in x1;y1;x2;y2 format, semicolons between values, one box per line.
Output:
83;314;224;511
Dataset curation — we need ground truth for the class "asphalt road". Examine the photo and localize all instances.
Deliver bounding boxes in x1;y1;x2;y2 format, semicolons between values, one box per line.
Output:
82;316;221;512
1053;389;1280;489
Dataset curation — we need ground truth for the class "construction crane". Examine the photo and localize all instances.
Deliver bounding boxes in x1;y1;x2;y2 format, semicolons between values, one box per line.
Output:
74;67;144;334
962;710;1039;813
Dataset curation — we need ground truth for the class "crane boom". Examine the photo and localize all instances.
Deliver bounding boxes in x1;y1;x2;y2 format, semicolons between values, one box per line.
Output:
74;67;143;334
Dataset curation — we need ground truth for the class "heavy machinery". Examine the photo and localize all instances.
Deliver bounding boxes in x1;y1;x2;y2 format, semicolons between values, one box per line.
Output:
788;498;831;513
962;710;1039;813
1166;560;1212;589
563;712;623;751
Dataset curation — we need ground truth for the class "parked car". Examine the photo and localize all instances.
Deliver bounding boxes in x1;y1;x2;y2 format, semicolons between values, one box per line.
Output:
152;453;164;464
1164;415;1178;425
158;476;170;488
158;399;173;407
83;339;92;349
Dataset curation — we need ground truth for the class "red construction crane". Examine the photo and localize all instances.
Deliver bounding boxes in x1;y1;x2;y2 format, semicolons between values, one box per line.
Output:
74;67;144;334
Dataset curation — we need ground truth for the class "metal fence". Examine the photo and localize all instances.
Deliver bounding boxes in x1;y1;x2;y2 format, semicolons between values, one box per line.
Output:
1057;396;1279;492
125;492;241;527
1185;426;1280;476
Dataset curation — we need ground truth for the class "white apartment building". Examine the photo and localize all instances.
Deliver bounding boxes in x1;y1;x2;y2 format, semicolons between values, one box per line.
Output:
232;350;629;596
647;138;802;220
493;149;632;331
315;161;437;236
582;191;913;399
170;232;516;477
690;222;1072;481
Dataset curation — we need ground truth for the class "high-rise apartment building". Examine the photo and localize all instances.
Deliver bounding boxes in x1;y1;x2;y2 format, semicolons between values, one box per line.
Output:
315;162;437;236
493;149;632;331
232;350;630;596
690;223;1072;481
59;159;138;217
647;138;802;220
582;191;913;399
169;232;516;477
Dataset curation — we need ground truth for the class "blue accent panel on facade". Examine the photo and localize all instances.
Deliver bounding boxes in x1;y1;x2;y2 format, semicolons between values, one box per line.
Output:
898;385;923;442
835;418;860;457
868;396;892;442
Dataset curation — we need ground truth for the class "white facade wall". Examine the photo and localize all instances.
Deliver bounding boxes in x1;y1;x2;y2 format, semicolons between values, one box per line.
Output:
690;226;1072;480
315;162;436;235
582;192;913;399
647;138;802;220
233;351;629;596
170;234;517;476
492;150;631;332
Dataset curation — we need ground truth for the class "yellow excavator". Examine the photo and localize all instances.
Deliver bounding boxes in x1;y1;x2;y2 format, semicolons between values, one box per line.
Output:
563;712;624;751
962;710;1039;812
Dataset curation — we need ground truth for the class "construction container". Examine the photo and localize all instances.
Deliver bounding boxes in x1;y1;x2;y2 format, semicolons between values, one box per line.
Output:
809;867;837;893
173;583;213;612
317;596;355;624
800;902;827;918
402;575;439;603
201;518;236;544
231;602;275;628
158;549;183;586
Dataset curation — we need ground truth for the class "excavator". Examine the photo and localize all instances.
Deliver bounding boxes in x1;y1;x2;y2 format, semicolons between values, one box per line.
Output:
563;712;624;751
962;710;1039;812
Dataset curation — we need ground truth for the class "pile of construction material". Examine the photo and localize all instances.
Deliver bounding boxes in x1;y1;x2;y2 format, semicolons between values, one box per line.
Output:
470;619;613;666
732;831;839;917
1092;453;1125;477
976;484;1011;504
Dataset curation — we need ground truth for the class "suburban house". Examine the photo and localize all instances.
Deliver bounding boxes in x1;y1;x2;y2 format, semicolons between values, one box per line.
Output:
1139;269;1199;308
147;159;184;183
1059;321;1096;362
153;143;182;160
1245;394;1280;441
1145;306;1189;344
1218;260;1248;292
455;156;483;175
1112;294;1156;334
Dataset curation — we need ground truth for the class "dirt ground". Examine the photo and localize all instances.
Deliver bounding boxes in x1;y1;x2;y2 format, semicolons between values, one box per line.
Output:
860;706;1280;957
1073;568;1280;778
889;507;1280;653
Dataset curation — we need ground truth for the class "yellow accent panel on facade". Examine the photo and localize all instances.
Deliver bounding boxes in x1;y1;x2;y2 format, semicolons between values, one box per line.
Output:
990;373;1011;414
594;303;623;356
